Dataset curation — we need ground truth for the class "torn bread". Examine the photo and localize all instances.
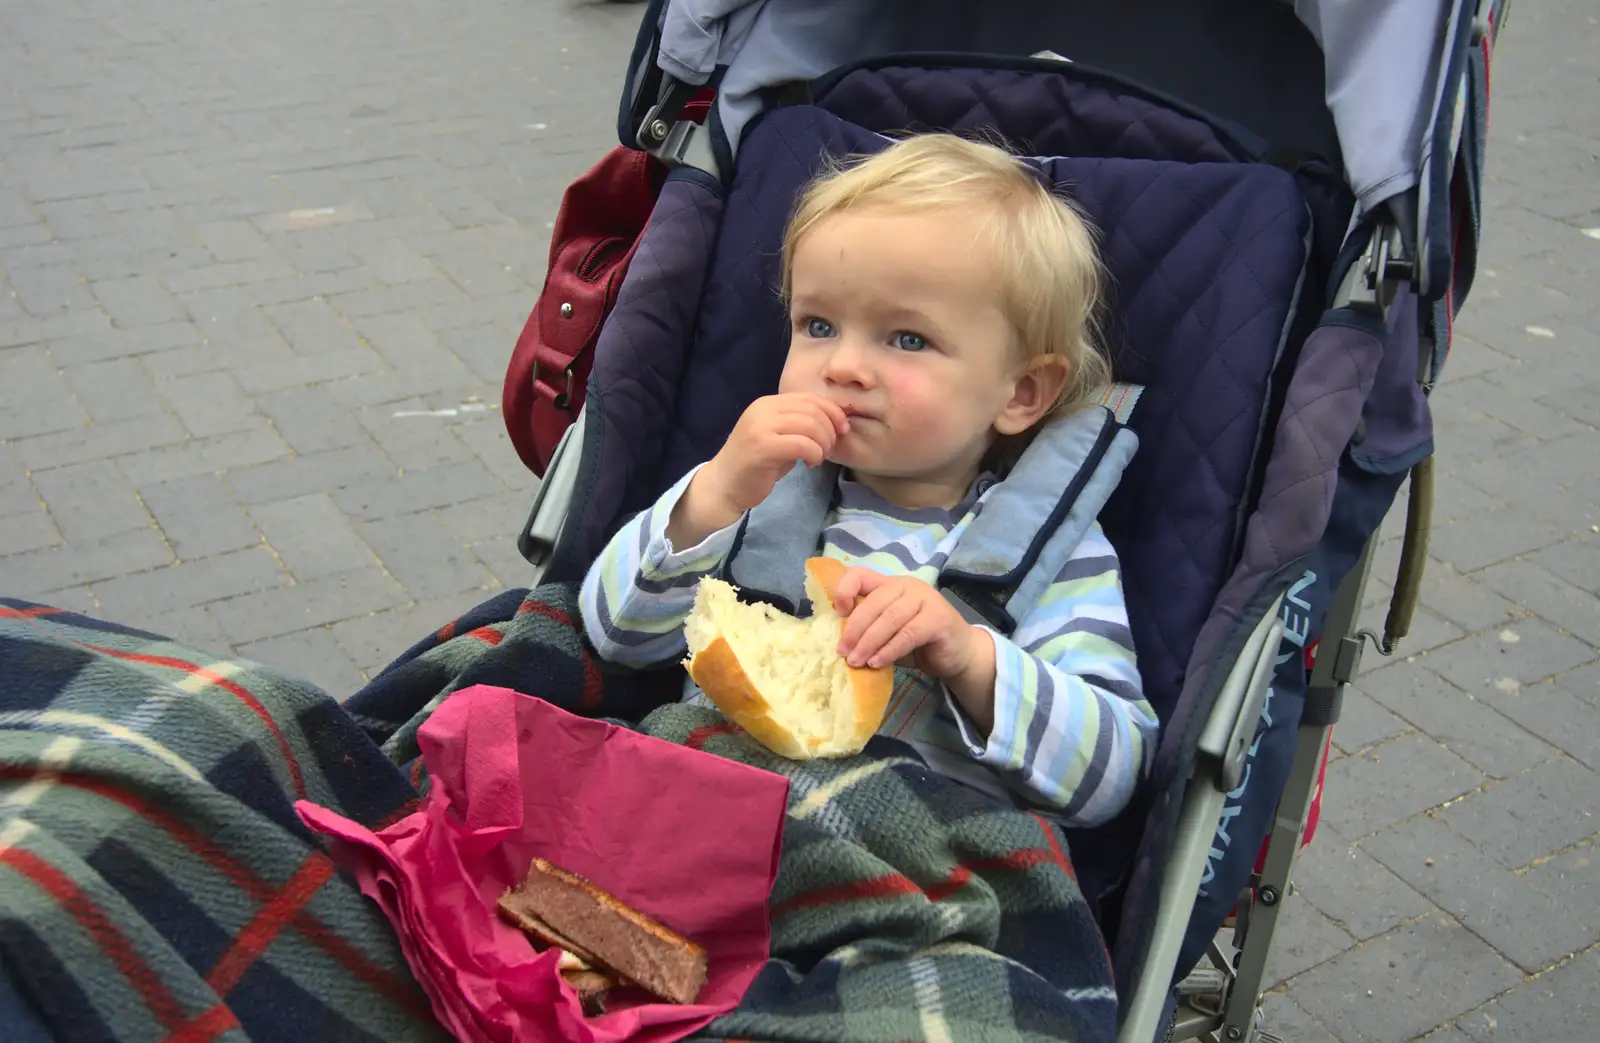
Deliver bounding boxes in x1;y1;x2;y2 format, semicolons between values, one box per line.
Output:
684;556;892;759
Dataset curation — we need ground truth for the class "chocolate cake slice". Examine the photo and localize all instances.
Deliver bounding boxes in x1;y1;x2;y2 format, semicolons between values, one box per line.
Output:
498;857;707;1006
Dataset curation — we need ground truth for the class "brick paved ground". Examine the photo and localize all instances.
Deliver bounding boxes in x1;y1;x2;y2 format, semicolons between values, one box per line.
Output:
0;0;1595;1039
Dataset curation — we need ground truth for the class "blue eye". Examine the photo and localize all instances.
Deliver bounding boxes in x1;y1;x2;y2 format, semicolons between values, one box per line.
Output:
804;317;836;339
893;331;928;352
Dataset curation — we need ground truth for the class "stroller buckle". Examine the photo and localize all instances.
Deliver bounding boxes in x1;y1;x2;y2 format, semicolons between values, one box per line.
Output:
638;104;720;180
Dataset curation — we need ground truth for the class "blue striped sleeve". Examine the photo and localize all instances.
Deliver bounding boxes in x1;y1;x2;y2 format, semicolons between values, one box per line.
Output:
579;463;743;668
949;522;1156;826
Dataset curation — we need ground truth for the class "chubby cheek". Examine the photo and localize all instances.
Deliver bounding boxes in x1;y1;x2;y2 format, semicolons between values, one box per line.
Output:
882;370;953;437
776;354;807;395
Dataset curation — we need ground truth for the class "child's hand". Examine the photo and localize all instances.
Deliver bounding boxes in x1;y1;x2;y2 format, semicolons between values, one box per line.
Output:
701;394;850;514
831;568;984;679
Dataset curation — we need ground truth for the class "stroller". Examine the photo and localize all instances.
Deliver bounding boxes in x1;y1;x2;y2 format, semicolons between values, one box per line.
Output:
502;1;1506;1040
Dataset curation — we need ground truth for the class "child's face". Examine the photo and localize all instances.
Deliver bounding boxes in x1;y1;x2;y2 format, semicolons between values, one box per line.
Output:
779;207;1054;509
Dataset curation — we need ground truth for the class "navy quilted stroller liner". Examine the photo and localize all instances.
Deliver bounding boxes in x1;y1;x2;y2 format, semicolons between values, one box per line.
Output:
514;3;1504;1039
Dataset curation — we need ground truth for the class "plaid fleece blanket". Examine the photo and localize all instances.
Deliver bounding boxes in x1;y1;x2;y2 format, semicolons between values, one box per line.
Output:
0;587;1117;1043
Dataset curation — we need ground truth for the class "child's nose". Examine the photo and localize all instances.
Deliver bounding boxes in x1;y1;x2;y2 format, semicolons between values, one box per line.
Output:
821;338;875;388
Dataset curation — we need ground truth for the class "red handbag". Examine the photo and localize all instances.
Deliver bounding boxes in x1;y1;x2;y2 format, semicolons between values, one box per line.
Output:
503;148;661;475
503;100;710;476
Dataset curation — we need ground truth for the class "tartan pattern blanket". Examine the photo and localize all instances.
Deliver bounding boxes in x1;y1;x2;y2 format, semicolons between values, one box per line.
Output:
0;586;1118;1043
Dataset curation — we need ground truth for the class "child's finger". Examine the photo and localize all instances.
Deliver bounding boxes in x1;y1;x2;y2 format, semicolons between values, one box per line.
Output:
806;396;851;435
772;411;838;455
845;593;920;668
771;434;828;467
865;619;927;669
831;567;883;615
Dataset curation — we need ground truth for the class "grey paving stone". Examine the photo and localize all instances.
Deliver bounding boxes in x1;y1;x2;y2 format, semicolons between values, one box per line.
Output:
9;410;190;472
1354;601;1468;668
1426;618;1598;696
1433;334;1515;383
331;458;500;522
1526;535;1600;594
329;589;496;675
319;357;487;410
0;307;114;351
1552;661;1599;709
0;510;62;557
1289;913;1522;1043
208;567;410;644
1258;992;1342;1043
1293;826;1436;943
1365;815;1599;975
1358;661;1555;780
61;357;166;423
91;274;183;326
154;370;260;438
346;237;439;285
31;460;153;543
452;415;537;494
118;605;237;657
1263;891;1359;989
356;403;481;473
1414;1027;1477;1043
1330;685;1412;755
1430;407;1538;469
326;276;470;322
0;345;90;440
356;512;495;600
161;258;300;295
226;442;397;505
45;319;200;367
1427;510;1576;574
266;227;358;277
1474;559;1600;647
230;346;387;395
1435;374;1590;441
249;492;378;580
11;261;102;318
31;585;102;618
255;385;369;455
1415;561;1521;634
265;297;364;357
238;626;368;698
138;474;262;560
0;526;174;594
470;533;540;591
1321;734;1485;839
432;490;533;547
0;450;36;518
1478;679;1600;771
192;219;273;263
93;546;289;618
1430;758;1600;873
1458;946;1600;1042
116;425;293;487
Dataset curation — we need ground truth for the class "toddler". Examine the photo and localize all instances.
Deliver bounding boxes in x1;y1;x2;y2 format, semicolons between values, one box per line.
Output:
581;134;1156;827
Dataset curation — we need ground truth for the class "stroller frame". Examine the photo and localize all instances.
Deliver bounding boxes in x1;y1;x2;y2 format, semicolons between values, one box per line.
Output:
510;1;1504;1037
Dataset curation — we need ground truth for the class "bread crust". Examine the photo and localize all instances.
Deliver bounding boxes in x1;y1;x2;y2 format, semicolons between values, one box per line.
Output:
687;556;891;760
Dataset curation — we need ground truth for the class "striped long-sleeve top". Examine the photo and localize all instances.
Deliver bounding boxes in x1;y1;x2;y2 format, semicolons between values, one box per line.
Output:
580;464;1157;827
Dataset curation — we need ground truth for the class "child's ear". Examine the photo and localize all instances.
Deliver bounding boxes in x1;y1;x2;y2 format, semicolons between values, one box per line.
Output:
995;356;1071;435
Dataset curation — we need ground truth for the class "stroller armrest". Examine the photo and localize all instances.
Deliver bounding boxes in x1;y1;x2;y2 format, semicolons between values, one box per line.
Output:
1198;597;1286;793
1118;596;1284;1043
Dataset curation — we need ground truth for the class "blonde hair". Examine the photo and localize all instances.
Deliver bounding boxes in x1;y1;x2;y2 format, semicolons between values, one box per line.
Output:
780;133;1113;423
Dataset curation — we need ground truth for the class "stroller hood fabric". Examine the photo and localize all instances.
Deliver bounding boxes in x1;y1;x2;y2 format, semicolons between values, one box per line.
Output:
648;0;1457;212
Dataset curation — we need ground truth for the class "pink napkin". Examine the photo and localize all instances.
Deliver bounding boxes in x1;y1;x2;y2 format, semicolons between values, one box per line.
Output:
296;684;789;1043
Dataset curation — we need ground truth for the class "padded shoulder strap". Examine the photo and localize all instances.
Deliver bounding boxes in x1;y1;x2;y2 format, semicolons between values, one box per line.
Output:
943;394;1142;635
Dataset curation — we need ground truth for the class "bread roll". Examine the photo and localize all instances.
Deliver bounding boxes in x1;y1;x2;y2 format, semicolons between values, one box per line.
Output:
683;557;892;760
